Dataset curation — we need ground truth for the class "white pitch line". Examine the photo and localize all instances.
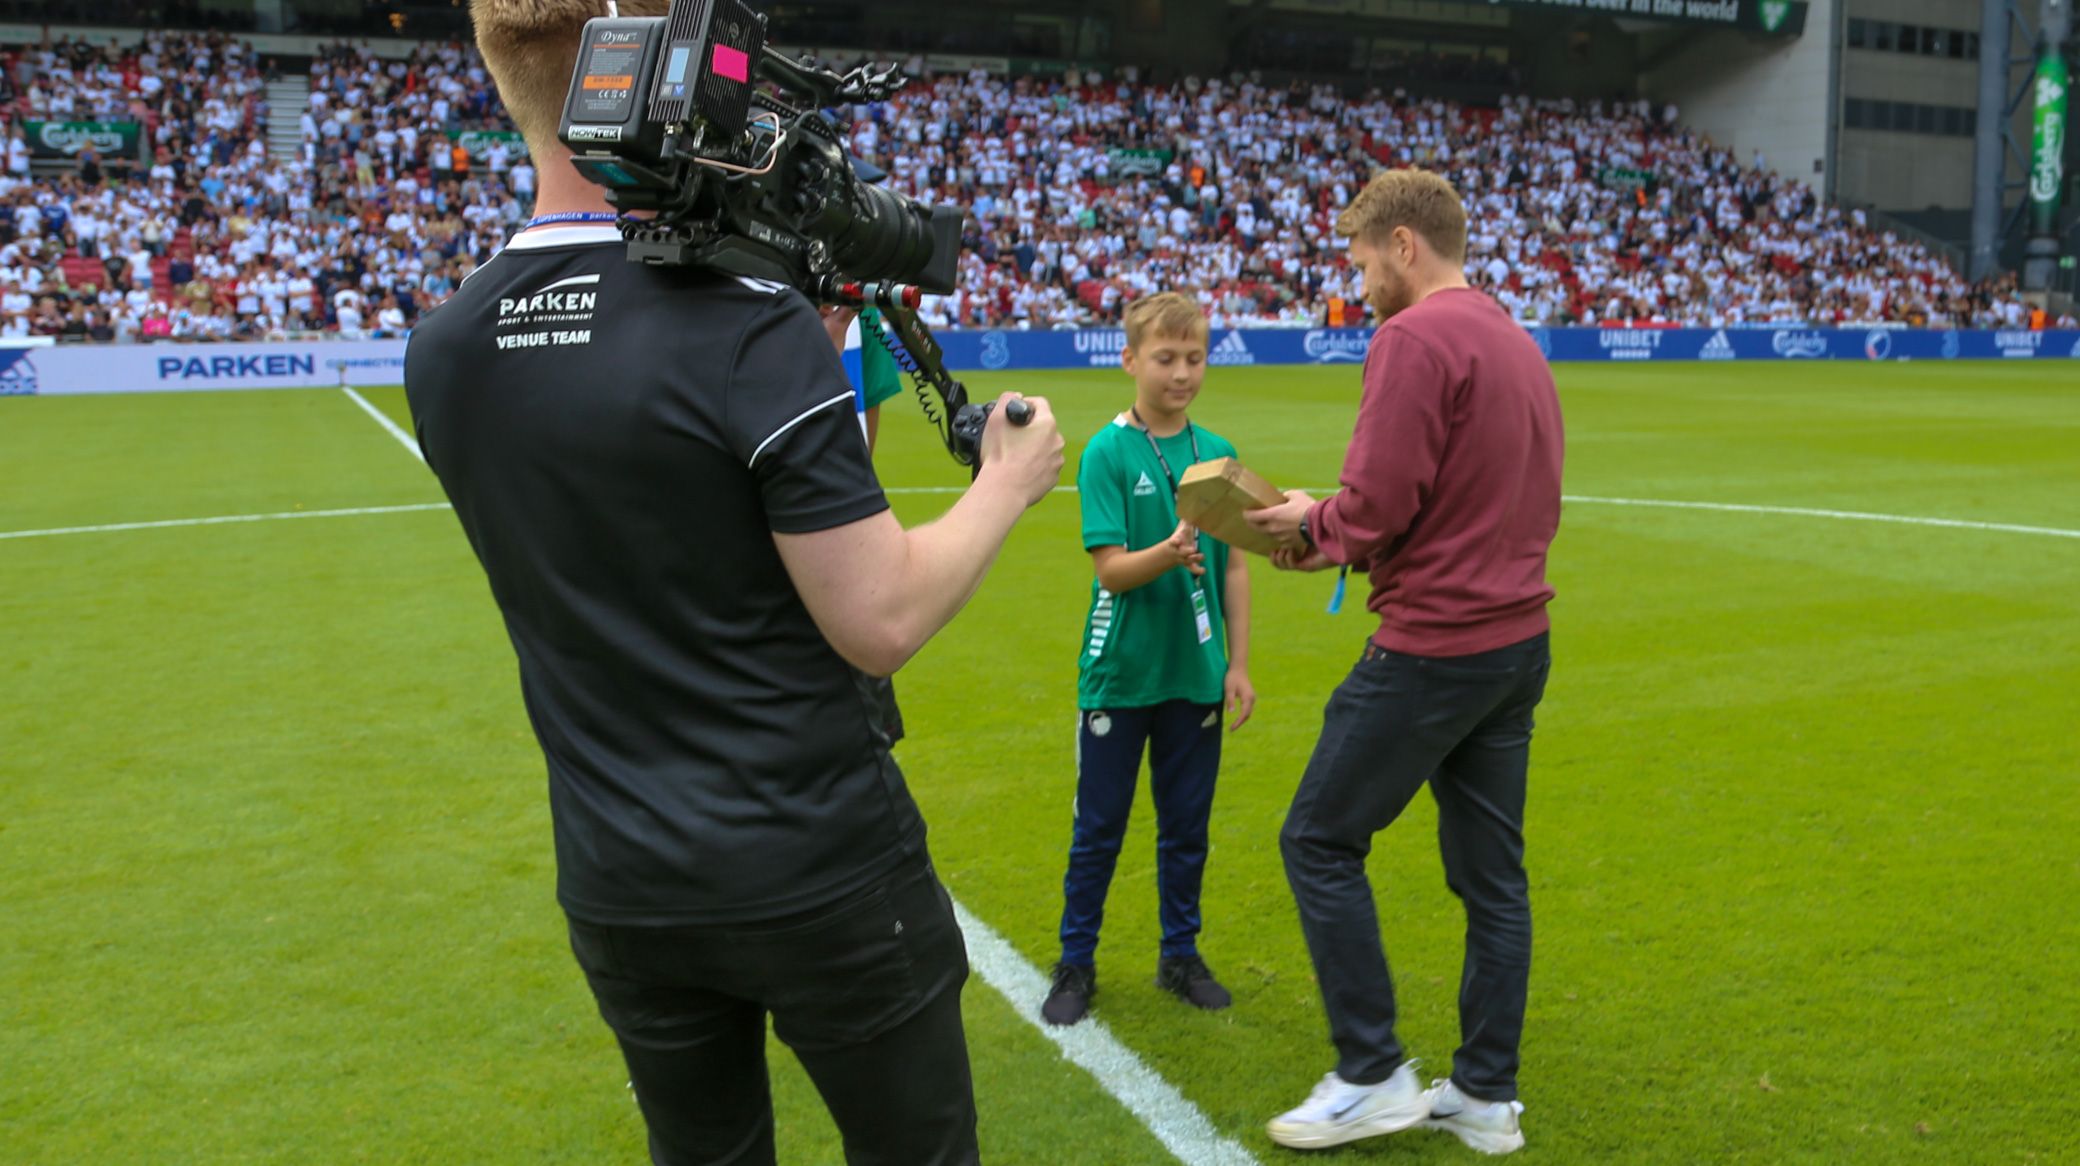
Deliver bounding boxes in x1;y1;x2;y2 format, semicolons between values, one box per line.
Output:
342;386;426;465
0;503;452;542
1561;494;2080;540
949;898;1263;1166
8;490;2080;546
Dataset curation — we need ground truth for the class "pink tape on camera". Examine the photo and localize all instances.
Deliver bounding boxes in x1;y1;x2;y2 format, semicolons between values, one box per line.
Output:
712;44;750;83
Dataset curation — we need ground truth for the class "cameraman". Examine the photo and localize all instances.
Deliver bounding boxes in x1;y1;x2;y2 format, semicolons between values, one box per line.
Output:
405;4;1065;1163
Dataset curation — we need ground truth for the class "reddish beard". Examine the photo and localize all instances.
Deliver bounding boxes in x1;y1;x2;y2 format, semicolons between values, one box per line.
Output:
1369;264;1414;320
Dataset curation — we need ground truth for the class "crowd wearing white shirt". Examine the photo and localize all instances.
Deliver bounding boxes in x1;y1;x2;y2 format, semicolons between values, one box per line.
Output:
842;72;2050;331
1;34;518;342
1;33;2057;343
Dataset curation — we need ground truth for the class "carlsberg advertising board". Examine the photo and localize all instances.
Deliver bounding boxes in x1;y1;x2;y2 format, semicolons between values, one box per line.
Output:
24;121;142;160
2029;43;2068;237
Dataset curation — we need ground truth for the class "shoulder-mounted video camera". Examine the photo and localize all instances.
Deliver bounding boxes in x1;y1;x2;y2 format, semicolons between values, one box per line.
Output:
556;0;1025;467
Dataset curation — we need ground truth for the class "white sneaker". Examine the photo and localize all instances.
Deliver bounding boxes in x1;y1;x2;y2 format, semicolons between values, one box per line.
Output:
1422;1078;1526;1155
1265;1061;1429;1149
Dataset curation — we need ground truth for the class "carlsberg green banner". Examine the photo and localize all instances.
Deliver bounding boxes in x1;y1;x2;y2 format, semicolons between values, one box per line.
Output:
1108;148;1174;178
446;129;529;161
2029;43;2068;237
24;121;142;160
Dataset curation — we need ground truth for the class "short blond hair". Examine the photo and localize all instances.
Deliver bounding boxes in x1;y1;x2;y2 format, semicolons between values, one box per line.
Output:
1335;168;1468;264
1122;292;1209;349
471;0;670;151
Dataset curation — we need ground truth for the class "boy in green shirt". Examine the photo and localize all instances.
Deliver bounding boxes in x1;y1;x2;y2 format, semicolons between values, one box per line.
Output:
1042;293;1256;1026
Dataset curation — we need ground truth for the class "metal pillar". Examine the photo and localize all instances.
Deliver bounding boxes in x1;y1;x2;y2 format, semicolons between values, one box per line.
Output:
1970;1;2018;281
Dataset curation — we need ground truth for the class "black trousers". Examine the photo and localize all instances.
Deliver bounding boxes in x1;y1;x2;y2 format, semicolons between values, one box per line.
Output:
1281;633;1550;1102
566;857;977;1165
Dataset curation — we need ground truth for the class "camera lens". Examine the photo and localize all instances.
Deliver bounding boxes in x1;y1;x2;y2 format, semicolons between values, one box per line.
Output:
827;182;927;284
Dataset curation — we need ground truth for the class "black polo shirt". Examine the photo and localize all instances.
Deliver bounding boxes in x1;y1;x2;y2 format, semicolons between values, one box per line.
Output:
404;224;919;926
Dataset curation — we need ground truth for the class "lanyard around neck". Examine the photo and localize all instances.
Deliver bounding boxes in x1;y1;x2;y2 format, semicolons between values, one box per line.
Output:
1130;407;1200;496
522;211;617;230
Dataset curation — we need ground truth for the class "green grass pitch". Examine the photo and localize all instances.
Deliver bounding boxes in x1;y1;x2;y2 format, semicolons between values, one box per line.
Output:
3;361;2077;1165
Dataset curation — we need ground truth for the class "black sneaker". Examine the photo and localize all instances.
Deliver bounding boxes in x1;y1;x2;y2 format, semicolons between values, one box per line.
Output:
1156;955;1232;1011
1042;962;1096;1026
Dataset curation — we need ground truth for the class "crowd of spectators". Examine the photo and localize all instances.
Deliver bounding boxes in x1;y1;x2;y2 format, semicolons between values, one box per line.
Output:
848;73;2056;331
0;31;2063;344
1;33;527;341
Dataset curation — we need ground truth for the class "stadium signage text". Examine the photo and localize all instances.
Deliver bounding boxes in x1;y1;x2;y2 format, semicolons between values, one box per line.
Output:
1469;0;1807;35
1771;330;1829;358
13;332;2080;399
25;120;142;159
1600;330;1662;359
159;354;315;381
924;328;2080;370
17;341;409;395
1304;331;1372;362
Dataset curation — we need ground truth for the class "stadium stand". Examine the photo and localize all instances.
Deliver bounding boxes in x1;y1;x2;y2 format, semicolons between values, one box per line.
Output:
0;31;2063;342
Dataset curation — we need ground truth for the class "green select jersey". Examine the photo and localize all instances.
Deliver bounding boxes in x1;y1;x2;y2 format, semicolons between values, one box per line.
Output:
1076;415;1239;710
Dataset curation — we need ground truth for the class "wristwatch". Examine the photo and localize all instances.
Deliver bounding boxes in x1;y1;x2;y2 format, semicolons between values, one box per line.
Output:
1297;513;1316;550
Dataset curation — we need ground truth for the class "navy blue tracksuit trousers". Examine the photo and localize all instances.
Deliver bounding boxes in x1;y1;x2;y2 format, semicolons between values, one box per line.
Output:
1057;700;1222;967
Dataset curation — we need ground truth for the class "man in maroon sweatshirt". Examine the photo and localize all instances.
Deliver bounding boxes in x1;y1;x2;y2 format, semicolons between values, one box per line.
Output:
1247;169;1563;1156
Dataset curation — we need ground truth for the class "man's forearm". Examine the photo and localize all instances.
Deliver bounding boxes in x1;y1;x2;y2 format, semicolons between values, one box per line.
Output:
879;471;1030;669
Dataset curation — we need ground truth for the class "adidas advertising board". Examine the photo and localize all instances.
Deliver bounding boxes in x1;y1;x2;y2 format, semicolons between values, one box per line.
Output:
1208;331;1256;366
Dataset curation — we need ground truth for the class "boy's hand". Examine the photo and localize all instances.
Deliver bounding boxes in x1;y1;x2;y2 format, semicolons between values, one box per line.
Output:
1225;666;1256;731
1163;520;1207;577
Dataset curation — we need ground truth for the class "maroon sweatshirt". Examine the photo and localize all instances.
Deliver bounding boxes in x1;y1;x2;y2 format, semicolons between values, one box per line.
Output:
1306;287;1564;658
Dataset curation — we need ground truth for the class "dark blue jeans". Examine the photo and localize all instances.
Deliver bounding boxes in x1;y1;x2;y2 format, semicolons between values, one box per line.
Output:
1282;633;1551;1102
1057;700;1223;967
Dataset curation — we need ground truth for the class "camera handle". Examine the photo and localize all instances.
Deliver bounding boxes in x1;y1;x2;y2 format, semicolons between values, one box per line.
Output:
832;283;1030;475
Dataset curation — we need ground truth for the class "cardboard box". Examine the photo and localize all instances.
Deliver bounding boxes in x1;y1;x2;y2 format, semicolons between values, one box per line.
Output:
1176;457;1288;556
